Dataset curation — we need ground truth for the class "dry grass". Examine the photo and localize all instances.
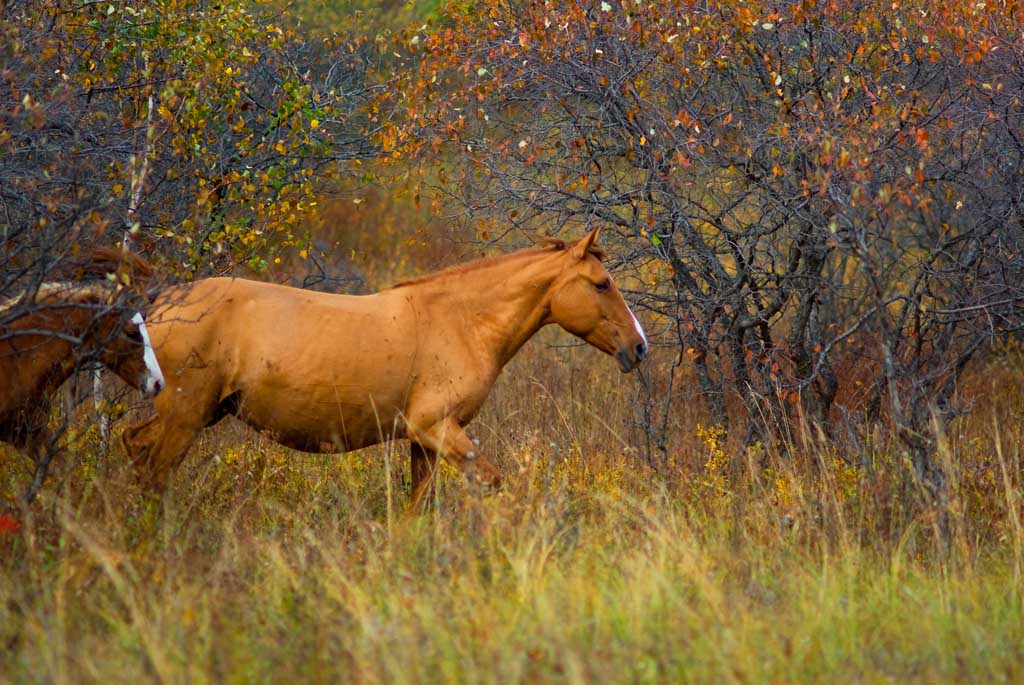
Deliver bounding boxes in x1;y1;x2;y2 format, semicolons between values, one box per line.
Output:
2;333;1023;684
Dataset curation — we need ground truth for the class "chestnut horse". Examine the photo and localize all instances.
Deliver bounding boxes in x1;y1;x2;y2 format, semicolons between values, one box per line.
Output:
124;229;647;507
1;279;166;500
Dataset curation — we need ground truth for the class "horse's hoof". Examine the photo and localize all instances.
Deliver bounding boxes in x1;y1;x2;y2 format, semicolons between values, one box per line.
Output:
481;474;502;496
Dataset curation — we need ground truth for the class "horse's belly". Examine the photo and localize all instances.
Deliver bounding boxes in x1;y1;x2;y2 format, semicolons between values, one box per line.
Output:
235;387;407;454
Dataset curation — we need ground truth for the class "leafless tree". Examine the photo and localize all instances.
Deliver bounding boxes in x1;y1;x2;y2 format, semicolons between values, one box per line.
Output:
386;0;1024;500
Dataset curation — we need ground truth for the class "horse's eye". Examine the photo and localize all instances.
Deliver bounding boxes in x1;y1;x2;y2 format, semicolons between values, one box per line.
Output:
595;279;611;293
125;329;144;343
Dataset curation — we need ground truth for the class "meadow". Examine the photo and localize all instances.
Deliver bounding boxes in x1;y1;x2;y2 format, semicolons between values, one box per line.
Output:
3;0;1023;680
2;331;1023;684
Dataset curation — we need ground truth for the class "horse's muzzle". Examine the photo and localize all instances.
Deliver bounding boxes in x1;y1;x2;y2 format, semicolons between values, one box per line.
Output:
616;341;648;373
142;376;164;397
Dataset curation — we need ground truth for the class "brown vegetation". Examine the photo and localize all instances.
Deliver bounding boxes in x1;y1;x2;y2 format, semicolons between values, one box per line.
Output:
2;0;1023;680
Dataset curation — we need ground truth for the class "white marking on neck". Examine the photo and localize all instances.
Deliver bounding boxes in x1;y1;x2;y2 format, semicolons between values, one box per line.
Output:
131;312;165;394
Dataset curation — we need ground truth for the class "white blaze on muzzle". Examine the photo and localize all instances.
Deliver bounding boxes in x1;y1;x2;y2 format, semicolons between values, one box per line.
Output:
627;304;648;349
131;312;165;395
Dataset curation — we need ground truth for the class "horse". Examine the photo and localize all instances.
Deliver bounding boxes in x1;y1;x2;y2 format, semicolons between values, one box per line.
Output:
1;276;166;501
123;228;648;508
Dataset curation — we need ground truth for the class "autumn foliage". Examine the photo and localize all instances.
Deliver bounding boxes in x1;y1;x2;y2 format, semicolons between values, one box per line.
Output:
3;2;1024;680
376;0;1024;491
1;0;1021;509
1;0;370;281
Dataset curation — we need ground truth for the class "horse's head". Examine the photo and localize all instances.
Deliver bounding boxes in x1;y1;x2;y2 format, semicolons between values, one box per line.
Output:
61;249;164;395
547;228;648;372
92;304;165;397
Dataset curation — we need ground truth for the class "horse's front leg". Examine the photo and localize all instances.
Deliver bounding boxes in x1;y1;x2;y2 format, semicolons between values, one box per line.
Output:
122;375;221;492
408;441;439;513
24;432;56;504
410;418;501;494
23;402;58;503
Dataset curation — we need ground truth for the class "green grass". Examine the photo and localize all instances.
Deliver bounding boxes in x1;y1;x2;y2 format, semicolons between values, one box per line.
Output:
2;345;1023;683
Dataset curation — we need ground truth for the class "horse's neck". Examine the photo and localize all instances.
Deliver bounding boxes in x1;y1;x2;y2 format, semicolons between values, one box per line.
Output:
13;309;92;386
0;333;78;414
418;253;560;368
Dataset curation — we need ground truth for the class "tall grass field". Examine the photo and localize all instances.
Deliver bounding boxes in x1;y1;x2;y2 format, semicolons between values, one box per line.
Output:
2;334;1023;684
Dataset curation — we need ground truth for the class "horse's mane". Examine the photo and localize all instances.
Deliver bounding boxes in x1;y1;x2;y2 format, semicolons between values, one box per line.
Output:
68;247;155;286
536;236;607;261
388;236;605;290
0;247;156;316
0;282;117;316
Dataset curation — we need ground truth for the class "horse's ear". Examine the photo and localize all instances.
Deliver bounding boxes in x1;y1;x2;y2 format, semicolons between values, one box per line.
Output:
571;227;601;262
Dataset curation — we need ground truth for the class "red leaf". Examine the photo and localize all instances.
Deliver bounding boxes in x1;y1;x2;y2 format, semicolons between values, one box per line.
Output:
0;514;21;536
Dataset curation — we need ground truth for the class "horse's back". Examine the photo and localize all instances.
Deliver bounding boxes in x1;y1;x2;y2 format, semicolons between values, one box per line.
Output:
146;277;422;450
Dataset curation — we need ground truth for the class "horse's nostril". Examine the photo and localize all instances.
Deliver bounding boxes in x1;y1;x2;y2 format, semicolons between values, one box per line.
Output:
636;342;648;360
